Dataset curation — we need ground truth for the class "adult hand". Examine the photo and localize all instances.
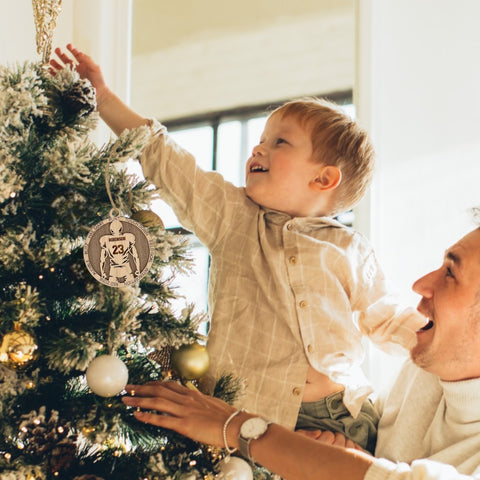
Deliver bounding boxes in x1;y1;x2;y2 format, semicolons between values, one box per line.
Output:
296;429;365;451
122;380;239;448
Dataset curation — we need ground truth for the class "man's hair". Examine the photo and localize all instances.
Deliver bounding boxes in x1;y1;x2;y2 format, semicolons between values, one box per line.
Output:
270;97;375;215
473;207;480;225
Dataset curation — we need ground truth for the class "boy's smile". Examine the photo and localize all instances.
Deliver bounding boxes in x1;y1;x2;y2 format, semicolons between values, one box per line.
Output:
249;161;268;173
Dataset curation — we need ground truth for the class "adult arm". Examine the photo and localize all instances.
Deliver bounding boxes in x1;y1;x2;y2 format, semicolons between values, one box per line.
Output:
122;381;372;480
123;382;479;480
50;44;148;135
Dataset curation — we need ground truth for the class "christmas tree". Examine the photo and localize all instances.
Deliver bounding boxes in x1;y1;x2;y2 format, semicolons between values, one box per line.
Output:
0;56;253;479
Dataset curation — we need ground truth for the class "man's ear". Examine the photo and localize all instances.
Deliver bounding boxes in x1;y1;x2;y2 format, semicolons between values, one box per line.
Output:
310;165;342;192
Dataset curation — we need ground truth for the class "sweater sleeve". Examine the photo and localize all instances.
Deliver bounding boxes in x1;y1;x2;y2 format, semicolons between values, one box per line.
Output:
139;120;249;251
365;458;479;480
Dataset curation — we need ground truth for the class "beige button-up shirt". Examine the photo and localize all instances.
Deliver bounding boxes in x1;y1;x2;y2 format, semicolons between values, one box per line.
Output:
140;123;425;429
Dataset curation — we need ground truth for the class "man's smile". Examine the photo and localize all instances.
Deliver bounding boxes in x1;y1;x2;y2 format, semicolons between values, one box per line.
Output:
419;319;434;331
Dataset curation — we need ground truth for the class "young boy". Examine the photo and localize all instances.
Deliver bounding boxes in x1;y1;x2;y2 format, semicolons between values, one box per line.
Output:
51;45;426;453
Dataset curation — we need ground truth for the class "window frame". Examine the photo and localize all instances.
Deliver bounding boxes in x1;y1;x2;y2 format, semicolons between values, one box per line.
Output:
162;90;353;236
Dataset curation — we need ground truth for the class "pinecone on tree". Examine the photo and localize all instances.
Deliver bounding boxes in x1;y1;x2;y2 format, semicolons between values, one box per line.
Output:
18;406;77;474
60;76;97;120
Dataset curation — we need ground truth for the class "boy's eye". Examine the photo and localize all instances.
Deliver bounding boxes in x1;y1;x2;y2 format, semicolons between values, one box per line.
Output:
276;138;287;145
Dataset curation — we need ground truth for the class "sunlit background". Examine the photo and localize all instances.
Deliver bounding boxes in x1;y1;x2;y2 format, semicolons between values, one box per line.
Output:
2;0;480;391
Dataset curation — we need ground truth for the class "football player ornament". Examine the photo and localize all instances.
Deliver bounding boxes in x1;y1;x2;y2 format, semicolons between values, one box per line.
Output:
84;212;154;287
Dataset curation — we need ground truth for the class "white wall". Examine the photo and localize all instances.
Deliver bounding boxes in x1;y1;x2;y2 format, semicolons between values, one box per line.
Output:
131;14;354;120
5;0;480;390
0;0;71;64
356;0;480;385
130;1;355;119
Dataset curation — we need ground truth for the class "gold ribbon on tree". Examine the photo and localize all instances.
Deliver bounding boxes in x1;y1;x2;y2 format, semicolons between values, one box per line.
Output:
31;0;63;64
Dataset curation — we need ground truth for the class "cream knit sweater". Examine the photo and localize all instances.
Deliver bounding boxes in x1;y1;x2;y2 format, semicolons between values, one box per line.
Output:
365;360;480;480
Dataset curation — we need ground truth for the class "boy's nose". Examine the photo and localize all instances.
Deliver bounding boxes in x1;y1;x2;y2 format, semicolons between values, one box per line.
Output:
252;144;265;156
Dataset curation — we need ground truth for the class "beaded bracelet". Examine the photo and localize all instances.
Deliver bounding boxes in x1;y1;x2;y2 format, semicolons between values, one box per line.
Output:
222;409;245;454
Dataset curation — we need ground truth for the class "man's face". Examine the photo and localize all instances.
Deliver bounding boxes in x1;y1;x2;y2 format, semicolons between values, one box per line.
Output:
411;228;480;380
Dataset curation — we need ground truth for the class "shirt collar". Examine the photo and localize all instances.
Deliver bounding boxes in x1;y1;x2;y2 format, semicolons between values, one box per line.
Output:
440;376;480;423
261;207;347;230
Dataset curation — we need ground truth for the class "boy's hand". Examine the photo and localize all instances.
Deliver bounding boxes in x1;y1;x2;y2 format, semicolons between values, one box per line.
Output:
50;44;149;134
50;44;108;102
296;429;365;451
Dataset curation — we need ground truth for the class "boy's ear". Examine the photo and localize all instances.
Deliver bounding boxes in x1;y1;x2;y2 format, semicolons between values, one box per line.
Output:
311;165;342;192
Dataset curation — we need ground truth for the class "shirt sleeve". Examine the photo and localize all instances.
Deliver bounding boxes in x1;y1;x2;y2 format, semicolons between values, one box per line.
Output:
349;239;427;352
139;120;248;251
365;458;479;480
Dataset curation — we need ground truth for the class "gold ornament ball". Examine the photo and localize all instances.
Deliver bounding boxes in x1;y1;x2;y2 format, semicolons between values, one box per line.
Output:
0;327;39;370
170;343;210;380
131;210;164;229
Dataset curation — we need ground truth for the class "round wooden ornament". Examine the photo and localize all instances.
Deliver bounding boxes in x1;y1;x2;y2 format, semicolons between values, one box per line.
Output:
83;214;154;287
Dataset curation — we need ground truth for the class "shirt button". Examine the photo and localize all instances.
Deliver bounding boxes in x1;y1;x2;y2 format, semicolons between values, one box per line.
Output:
289;256;297;265
292;387;302;396
299;300;307;308
286;223;293;231
307;344;313;353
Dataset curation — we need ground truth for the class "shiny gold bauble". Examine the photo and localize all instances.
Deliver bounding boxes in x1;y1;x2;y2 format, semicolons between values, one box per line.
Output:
131;210;164;229
170;342;210;380
0;326;39;370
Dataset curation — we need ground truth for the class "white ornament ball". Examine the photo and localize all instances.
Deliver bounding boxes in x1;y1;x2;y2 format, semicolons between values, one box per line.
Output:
218;457;253;480
86;355;129;397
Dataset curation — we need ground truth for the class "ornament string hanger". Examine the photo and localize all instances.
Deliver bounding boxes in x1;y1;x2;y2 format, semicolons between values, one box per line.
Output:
83;156;155;288
105;155;122;219
31;0;63;65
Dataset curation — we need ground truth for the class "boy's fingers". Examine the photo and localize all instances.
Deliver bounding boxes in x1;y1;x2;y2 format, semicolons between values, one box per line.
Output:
49;59;62;70
52;47;75;66
66;44;83;62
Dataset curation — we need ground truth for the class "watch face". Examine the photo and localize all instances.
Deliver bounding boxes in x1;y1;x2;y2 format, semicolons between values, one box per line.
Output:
240;417;269;439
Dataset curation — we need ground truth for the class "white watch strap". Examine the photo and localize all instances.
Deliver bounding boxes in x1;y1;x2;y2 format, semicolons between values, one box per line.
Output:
238;418;272;463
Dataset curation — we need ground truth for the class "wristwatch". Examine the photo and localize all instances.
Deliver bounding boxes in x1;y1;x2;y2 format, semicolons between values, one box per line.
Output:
238;417;272;463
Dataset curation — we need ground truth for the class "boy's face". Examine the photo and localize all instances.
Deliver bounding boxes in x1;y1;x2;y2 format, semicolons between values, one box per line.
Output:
245;113;322;216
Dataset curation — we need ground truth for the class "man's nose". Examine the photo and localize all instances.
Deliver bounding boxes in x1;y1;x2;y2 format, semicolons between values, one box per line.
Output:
412;270;436;298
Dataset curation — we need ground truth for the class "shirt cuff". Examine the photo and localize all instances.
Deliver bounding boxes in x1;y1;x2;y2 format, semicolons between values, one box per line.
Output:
364;458;405;480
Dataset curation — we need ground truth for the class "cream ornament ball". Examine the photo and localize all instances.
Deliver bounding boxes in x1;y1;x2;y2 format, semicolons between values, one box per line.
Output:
218;457;253;480
86;355;129;397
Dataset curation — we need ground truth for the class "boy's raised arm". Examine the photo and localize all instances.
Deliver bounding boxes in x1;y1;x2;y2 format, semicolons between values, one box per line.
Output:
50;44;149;136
